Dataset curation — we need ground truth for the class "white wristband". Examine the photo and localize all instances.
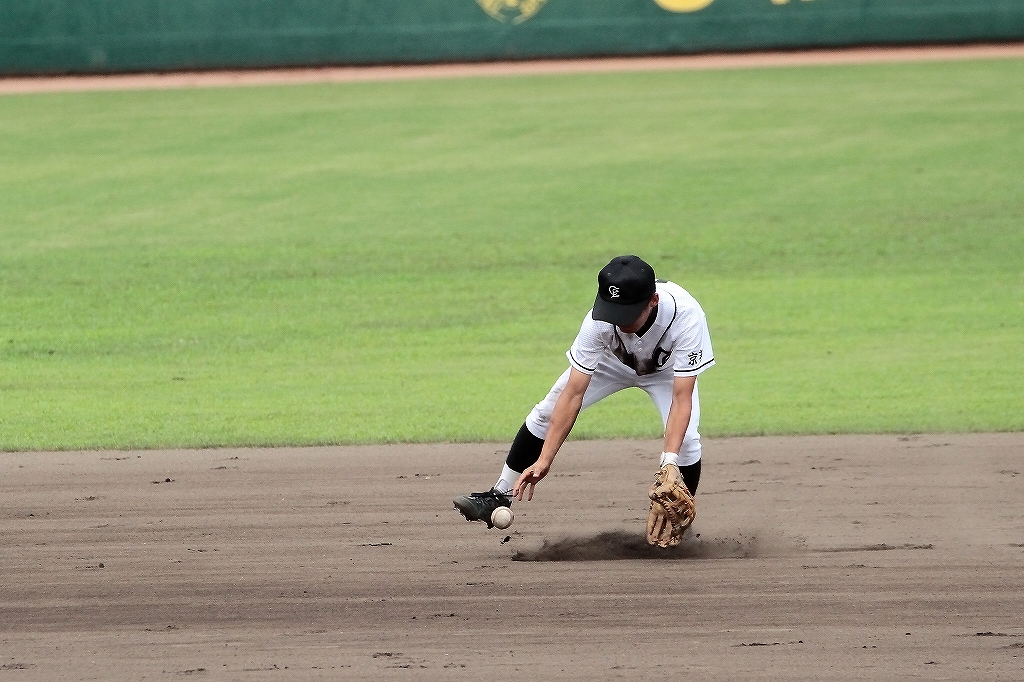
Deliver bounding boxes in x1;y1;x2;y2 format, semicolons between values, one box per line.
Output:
659;451;680;467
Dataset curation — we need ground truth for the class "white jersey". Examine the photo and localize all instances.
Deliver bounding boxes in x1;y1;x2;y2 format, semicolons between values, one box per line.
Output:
566;280;715;378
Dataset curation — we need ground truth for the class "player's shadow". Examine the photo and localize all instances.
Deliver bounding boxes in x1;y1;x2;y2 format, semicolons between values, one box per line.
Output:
511;530;766;561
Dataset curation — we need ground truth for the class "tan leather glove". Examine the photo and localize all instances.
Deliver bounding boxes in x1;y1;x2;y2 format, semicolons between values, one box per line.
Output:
646;463;696;547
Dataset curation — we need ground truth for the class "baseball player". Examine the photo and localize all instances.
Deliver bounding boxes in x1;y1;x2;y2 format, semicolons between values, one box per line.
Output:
454;255;714;545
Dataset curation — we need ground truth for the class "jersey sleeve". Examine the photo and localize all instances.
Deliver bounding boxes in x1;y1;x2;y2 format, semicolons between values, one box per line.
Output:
566;311;610;376
672;310;715;377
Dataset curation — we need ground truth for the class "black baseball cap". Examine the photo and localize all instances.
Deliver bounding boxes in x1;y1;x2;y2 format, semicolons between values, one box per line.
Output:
592;255;657;326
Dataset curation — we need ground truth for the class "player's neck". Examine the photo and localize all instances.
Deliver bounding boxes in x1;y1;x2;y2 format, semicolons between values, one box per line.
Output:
626;305;658;337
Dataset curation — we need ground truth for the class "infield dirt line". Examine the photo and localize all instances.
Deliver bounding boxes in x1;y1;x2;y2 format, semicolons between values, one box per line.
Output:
2;42;1023;94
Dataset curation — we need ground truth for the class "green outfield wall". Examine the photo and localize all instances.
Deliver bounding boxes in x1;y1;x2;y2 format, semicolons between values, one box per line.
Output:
2;0;1024;75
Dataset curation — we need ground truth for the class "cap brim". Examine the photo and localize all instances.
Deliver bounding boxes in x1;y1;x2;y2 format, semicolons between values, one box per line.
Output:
592;294;650;327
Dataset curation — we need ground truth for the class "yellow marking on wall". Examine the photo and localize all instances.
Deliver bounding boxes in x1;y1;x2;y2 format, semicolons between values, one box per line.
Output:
653;0;715;11
476;0;548;23
655;0;815;10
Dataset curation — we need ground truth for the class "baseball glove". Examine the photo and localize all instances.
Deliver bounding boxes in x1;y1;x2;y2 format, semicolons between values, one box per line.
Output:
646;463;696;547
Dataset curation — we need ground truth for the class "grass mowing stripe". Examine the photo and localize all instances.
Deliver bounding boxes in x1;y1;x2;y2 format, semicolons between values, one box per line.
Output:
1;58;1022;449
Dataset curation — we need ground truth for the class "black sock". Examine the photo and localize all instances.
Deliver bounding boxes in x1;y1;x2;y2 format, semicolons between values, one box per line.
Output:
680;459;701;495
506;422;544;472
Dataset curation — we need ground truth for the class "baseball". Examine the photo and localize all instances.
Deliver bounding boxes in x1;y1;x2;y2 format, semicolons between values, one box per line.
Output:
490;506;514;530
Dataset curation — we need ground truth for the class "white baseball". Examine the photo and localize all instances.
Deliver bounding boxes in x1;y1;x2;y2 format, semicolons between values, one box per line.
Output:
490;506;514;530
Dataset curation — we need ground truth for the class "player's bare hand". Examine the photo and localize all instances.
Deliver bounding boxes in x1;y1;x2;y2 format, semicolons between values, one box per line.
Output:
513;464;549;501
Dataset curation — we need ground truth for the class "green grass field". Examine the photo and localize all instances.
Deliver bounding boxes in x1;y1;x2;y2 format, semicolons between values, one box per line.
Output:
2;57;1022;451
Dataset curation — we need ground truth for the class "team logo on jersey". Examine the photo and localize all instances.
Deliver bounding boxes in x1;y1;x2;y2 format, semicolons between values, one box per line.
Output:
609;337;671;377
475;0;547;23
687;349;703;366
608;286;621;299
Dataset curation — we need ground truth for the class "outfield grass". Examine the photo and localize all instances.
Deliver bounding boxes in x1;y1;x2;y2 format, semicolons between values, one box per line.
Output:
1;58;1022;450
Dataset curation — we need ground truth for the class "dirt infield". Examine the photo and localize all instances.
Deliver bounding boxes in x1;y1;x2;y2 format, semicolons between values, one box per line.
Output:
2;43;1024;95
3;433;1023;680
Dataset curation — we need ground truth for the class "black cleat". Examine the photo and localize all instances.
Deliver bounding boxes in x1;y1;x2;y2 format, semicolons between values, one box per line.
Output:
453;488;512;528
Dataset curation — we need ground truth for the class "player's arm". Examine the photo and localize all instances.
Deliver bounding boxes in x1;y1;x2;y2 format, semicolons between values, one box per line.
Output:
661;375;697;458
513;367;591;501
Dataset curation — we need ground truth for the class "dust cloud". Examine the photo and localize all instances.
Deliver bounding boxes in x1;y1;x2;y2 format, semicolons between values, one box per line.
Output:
511;529;794;561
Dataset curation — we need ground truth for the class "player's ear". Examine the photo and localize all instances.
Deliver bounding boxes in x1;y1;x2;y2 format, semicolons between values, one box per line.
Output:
650;293;660;306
